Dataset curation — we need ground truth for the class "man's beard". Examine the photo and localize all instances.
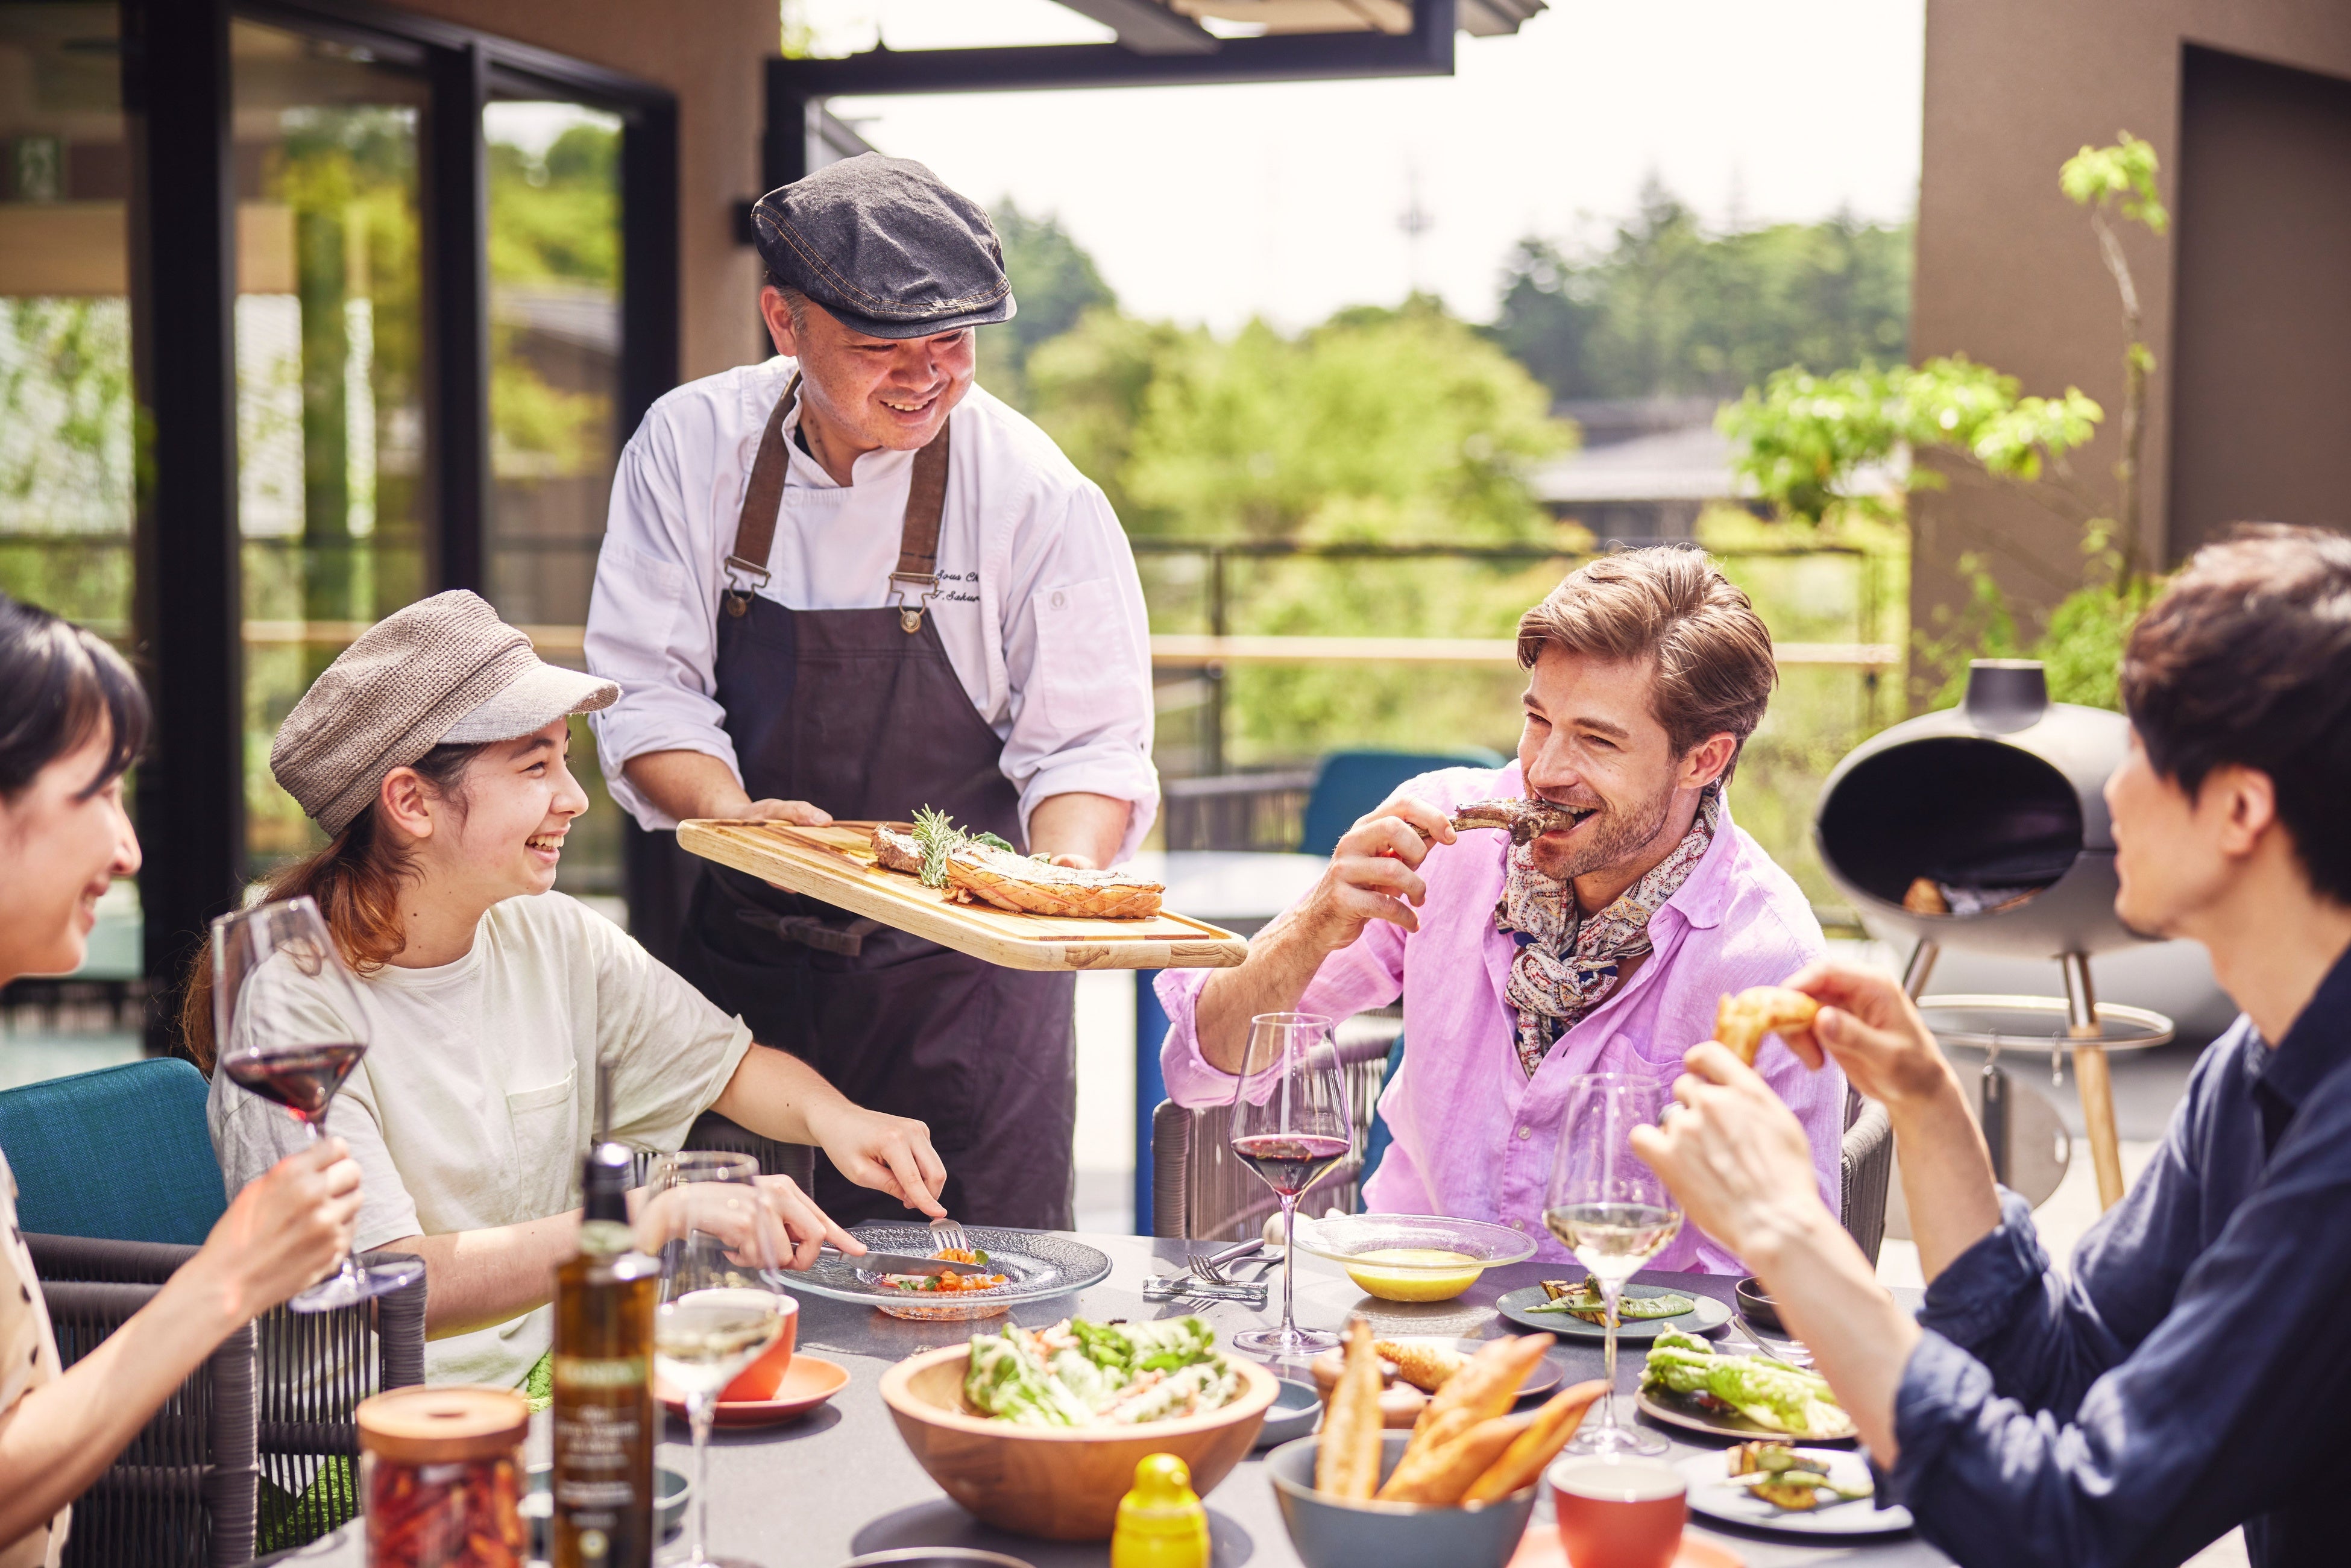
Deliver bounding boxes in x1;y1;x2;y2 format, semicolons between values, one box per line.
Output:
1529;780;1676;885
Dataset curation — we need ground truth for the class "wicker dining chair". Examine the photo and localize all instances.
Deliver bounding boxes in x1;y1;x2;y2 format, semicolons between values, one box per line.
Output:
28;1235;427;1567
1149;1015;1401;1243
39;1280;256;1568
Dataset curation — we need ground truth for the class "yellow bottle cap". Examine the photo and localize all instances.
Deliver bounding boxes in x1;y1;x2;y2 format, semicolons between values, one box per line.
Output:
1115;1453;1206;1537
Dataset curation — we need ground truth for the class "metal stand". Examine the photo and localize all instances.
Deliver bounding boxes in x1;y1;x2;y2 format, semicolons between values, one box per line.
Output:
1902;938;1940;1000
2062;952;2126;1211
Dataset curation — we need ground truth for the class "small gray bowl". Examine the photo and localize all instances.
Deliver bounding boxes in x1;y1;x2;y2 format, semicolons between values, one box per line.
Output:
1253;1378;1323;1450
1265;1432;1539;1568
1736;1275;1784;1334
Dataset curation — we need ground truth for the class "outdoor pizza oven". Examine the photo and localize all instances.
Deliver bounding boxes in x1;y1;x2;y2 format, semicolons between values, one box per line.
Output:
1814;660;2144;963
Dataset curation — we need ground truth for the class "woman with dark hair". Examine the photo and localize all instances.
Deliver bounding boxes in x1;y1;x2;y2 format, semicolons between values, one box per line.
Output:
0;593;362;1567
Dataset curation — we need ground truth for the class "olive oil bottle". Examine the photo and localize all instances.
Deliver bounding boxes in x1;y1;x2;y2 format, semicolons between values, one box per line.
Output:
551;1094;658;1566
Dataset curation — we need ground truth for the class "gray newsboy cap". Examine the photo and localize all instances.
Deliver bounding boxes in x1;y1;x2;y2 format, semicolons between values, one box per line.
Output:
271;590;617;837
751;153;1018;339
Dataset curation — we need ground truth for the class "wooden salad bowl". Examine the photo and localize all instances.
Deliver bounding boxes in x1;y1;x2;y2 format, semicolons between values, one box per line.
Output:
878;1343;1280;1540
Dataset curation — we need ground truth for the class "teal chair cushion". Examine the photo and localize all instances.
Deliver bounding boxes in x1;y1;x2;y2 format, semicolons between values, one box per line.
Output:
0;1057;227;1244
1299;748;1509;857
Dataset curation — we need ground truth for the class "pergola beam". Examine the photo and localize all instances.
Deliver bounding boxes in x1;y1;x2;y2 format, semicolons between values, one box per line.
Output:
1053;0;1223;56
772;0;1455;96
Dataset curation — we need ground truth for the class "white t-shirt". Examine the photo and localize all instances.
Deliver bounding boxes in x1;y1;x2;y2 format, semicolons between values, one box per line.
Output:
207;892;754;1389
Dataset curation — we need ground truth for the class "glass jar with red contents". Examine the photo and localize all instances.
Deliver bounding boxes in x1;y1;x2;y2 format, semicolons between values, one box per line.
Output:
357;1386;530;1568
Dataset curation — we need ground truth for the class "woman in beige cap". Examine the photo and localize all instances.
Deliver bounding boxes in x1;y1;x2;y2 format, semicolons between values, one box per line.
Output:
187;590;944;1391
0;594;362;1566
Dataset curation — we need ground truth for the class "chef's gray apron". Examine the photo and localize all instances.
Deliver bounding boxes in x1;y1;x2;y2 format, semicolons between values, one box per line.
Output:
673;379;1077;1229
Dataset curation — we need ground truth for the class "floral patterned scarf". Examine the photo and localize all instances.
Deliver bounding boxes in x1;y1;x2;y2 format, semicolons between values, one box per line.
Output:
1494;785;1722;1077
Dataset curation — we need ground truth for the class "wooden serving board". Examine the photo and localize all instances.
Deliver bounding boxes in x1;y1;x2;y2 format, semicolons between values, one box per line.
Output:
676;820;1250;972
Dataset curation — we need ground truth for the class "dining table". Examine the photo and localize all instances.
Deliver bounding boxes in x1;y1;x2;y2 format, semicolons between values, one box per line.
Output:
263;1233;1950;1568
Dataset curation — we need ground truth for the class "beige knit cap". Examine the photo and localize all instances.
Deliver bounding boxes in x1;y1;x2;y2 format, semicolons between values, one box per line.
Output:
270;590;617;836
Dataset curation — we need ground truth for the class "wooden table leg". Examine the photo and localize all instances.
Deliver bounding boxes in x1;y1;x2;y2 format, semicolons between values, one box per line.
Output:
2072;1043;2124;1210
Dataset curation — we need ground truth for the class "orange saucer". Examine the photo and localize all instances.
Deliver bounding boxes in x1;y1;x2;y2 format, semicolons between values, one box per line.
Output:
1508;1523;1743;1568
658;1355;851;1428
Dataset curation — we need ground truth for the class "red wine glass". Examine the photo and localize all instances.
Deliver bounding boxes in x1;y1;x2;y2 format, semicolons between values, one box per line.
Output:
212;896;423;1312
1227;1011;1350;1358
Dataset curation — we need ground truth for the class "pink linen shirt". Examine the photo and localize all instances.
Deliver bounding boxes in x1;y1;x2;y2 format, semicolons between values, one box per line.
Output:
1156;763;1843;1274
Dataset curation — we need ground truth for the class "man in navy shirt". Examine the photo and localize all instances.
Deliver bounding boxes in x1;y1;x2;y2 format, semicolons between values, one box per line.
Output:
1638;524;2351;1568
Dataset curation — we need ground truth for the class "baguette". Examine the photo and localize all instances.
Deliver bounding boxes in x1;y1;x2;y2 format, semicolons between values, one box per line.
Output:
1412;1332;1554;1438
1379;1412;1535;1506
1315;1317;1384;1500
1460;1379;1609;1502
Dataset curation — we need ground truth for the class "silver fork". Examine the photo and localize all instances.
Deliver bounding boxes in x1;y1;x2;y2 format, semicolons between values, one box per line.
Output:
1191;1238;1265;1283
930;1215;973;1256
1725;1312;1816;1370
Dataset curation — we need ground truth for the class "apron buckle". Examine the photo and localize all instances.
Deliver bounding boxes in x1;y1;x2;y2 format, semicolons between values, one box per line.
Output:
724;553;772;618
888;571;940;635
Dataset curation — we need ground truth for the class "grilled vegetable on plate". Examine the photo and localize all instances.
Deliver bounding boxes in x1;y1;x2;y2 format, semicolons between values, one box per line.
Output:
1639;1330;1854;1440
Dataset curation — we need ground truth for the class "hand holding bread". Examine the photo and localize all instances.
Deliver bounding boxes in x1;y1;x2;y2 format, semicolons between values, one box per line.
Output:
1714;985;1821;1067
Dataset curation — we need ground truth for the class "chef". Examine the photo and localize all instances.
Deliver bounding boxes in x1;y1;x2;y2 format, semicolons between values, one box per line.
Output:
584;154;1157;1229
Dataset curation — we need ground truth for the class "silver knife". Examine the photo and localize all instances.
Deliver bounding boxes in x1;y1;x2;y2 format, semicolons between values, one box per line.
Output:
821;1247;992;1278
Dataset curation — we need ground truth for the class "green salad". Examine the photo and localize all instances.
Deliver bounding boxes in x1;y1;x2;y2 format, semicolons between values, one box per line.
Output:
1640;1330;1849;1438
964;1317;1244;1427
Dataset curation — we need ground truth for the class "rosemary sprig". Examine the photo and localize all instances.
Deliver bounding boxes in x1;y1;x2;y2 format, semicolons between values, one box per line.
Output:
908;805;1018;888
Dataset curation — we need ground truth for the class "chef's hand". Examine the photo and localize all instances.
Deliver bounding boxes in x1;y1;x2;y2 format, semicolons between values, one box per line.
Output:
1773;961;1956;1110
1291;792;1456;950
738;798;832;828
804;1101;950;1220
1631;1043;1827;1264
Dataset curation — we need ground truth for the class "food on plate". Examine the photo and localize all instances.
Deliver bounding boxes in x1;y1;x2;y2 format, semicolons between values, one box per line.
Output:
961;1317;1242;1426
1447;798;1585;846
1903;877;1949;915
1342;1247;1485;1301
1459;1380;1608;1502
1725;1441;1874;1511
872;810;1166;919
1316;1318;1385;1500
1378;1382;1430;1427
1713;985;1821;1066
1373;1339;1470;1393
1641;1331;1850;1438
878;1246;1010;1294
1412;1332;1553;1438
1528;1275;1698;1324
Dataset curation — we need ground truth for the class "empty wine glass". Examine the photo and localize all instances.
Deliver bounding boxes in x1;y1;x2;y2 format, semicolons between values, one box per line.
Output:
1226;1012;1350;1359
212;896;421;1311
646;1151;787;1568
1544;1074;1683;1456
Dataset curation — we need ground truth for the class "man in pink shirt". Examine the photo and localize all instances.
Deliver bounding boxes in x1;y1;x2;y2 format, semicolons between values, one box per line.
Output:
1156;548;1843;1271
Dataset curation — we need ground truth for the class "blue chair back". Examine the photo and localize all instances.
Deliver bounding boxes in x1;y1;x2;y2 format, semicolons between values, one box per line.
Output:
1299;748;1509;857
0;1058;227;1244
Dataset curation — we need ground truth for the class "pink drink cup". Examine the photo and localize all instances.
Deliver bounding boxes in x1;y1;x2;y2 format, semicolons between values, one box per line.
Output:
1549;1455;1687;1568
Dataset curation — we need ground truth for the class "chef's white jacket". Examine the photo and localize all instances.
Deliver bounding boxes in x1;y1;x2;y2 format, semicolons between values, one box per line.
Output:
585;357;1159;860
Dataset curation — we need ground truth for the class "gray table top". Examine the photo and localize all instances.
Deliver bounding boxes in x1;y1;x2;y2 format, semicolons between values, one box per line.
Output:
268;1235;1949;1568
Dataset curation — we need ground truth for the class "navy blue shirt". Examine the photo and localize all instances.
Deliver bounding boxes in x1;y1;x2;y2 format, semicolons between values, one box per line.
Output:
1889;942;2351;1568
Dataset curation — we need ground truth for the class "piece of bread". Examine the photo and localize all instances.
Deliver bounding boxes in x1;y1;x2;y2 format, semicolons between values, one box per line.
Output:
1315;1318;1385;1500
1460;1380;1609;1502
1379;1413;1535;1505
1374;1339;1469;1394
1714;986;1822;1066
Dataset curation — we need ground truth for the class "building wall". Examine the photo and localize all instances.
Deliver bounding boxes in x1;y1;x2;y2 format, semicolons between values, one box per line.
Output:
1913;0;2351;655
386;0;774;383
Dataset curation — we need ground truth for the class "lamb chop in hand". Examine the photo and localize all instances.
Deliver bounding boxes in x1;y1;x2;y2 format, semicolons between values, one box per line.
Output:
1444;798;1587;845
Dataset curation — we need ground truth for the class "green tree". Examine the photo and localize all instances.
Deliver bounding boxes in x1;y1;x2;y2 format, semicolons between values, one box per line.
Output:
1488;177;1911;402
980;201;1116;408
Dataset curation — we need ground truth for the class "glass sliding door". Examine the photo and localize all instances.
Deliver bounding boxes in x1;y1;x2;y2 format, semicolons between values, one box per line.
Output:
231;17;427;874
0;2;133;635
485;96;626;909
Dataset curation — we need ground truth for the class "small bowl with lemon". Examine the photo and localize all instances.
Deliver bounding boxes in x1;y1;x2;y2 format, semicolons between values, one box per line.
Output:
1290;1215;1537;1303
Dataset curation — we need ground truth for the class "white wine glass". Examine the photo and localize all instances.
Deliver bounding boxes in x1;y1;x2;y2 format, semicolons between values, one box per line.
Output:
646;1151;787;1568
1544;1073;1682;1456
1227;1012;1350;1359
212;896;421;1311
